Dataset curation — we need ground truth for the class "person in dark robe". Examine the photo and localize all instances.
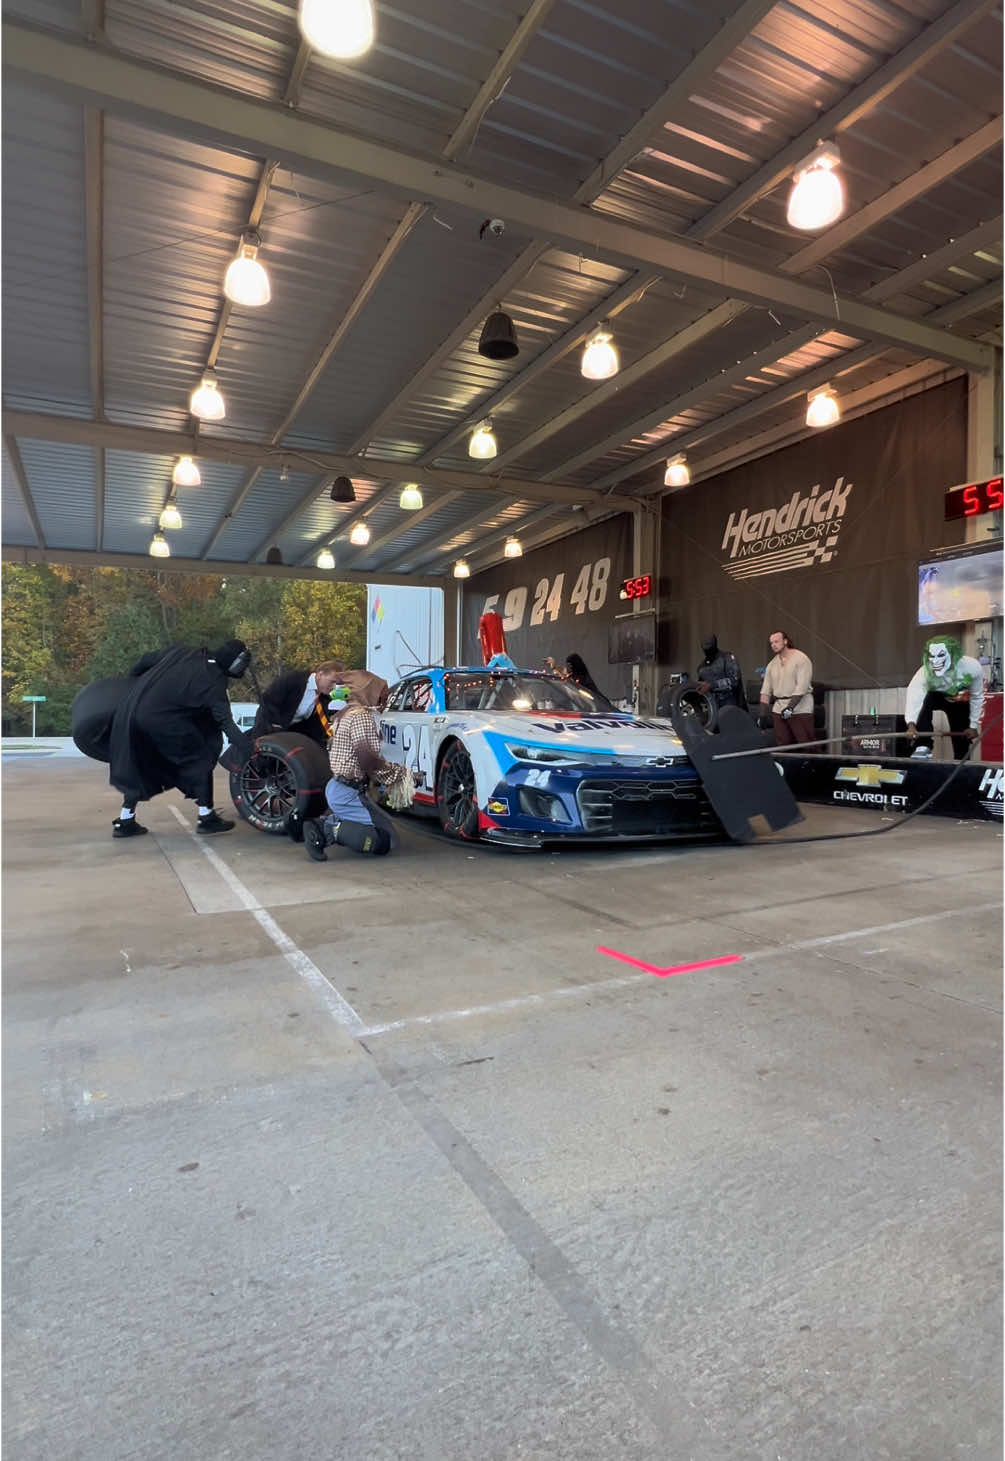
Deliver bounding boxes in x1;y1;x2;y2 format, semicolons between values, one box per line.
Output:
695;634;747;712
252;659;345;745
564;653;605;700
108;639;253;838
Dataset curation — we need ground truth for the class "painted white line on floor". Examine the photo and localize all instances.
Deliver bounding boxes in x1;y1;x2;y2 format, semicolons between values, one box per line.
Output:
355;905;967;1038
167;806;365;1035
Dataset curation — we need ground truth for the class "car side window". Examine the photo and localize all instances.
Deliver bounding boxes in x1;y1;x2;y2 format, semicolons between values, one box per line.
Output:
384;682;408;712
401;678;433;712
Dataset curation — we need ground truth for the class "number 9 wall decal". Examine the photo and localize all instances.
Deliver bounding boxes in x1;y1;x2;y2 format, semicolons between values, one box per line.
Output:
482;558;612;631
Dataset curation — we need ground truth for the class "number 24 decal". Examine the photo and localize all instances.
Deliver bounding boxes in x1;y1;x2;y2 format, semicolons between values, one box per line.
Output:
482;558;610;630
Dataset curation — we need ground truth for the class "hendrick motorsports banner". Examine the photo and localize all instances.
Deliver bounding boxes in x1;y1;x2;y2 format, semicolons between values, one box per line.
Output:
781;756;1003;823
660;378;967;688
461;514;634;700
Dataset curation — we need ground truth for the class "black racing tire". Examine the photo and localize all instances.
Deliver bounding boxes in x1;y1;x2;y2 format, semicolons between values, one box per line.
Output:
229;732;330;835
435;740;480;840
669;683;718;732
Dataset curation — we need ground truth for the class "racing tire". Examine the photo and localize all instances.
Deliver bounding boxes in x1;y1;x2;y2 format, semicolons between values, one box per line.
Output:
435;740;480;840
229;732;330;835
669;683;718;732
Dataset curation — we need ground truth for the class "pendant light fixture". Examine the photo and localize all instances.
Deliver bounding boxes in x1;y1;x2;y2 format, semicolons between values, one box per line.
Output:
399;483;423;510
503;535;522;558
806;383;840;428
329;475;356;503
172;455;201;487
317;547;336;570
453;559;471;578
299;0;375;59
349;521;371;546
149;532;170;558
664;454;690;488
581;326;619;380
224;231;271;307
266;546;283;565
190;371;225;421
786;142;845;231
468;420;497;460
159;497;183;531
477;308;519;361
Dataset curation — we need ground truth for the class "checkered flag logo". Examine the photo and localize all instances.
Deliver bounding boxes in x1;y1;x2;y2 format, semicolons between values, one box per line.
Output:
807;534;840;565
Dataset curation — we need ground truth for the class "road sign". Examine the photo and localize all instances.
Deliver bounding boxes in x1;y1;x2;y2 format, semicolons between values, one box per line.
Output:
20;695;45;739
21;695;46;702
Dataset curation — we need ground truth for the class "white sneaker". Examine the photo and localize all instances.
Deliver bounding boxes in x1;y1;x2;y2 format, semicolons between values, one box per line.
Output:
910;745;932;759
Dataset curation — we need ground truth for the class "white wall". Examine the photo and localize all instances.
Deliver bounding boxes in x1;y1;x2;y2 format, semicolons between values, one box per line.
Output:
366;587;444;685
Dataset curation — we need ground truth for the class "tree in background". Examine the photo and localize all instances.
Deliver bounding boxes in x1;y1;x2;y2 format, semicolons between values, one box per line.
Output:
279;580;366;672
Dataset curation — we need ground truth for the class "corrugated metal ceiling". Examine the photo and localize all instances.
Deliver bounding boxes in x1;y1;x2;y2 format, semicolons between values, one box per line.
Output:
1;0;1000;580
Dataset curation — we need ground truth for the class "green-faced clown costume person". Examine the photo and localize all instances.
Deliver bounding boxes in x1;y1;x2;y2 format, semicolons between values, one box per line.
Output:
904;635;984;760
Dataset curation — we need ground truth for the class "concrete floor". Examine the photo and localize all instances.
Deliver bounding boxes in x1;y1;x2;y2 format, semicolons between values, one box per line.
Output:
2;749;1002;1461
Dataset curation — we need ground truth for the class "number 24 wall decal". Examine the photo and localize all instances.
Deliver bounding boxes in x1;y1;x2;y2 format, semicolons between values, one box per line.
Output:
482;558;612;631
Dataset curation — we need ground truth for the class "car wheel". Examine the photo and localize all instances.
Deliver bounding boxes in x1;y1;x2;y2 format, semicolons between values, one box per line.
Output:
229;732;330;835
668;683;718;732
436;741;480;839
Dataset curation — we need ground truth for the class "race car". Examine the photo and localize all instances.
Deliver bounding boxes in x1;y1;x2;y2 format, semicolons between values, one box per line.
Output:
376;666;724;847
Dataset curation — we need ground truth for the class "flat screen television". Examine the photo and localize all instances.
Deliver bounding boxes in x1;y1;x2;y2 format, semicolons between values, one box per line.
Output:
608;612;656;664
918;543;1003;625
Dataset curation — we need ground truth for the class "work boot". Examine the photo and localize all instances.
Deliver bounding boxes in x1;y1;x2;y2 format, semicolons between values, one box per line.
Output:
303;817;335;862
197;810;235;834
112;817;148;838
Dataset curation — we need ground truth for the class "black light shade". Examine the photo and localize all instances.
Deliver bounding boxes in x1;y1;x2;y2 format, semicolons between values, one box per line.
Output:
330;475;356;503
478;309;519;361
266;547;283;566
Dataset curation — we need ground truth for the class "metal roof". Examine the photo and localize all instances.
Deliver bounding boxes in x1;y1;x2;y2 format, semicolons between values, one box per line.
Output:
2;0;1000;582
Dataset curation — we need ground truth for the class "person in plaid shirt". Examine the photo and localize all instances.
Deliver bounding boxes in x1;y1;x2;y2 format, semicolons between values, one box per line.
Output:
303;670;405;860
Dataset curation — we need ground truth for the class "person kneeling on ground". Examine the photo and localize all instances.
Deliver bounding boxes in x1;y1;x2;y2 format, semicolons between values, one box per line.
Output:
905;635;984;760
302;670;410;860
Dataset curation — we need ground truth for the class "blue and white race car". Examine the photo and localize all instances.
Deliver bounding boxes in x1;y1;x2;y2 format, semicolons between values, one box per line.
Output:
377;667;723;847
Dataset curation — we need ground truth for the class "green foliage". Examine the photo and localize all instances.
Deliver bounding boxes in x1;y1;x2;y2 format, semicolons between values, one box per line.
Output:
1;564;368;734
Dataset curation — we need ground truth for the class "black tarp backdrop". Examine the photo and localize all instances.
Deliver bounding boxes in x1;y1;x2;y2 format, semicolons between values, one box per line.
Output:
461;513;634;700
660;377;969;689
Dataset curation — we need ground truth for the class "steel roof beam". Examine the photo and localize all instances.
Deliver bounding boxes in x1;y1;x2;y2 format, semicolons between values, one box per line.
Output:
2;437;47;549
312;490;465;569
4;23;992;373
384;495;522;572
1;544;444;585
861;217;1003;303
0;412;639;509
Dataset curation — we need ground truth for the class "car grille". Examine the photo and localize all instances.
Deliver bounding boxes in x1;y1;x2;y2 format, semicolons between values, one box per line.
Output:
576;777;720;836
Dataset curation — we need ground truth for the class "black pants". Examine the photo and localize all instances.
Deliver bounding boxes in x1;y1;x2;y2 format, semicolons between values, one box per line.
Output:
914;691;971;759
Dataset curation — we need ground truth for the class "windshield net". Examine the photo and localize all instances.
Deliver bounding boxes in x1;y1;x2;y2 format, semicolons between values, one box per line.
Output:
444;673;614;713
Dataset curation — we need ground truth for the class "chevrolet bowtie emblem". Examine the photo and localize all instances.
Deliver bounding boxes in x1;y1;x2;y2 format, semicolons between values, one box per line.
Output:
835;764;906;788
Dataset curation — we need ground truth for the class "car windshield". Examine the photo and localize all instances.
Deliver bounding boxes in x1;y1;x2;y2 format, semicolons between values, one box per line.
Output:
444;672;614;714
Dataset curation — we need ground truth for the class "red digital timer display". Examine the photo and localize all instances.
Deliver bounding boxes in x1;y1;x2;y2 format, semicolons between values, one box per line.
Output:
620;574;652;600
944;476;1003;520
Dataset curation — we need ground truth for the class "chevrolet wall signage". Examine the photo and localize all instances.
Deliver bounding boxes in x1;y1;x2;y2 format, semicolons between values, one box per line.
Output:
834;763;908;806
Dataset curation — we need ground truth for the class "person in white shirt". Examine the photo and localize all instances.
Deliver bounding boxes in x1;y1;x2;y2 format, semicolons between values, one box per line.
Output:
759;630;815;746
905;636;984;760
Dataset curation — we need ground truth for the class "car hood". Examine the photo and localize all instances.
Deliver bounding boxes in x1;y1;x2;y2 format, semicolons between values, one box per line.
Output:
467;710;688;761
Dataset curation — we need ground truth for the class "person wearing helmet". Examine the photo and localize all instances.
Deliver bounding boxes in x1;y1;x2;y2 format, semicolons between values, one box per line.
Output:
106;639;253;838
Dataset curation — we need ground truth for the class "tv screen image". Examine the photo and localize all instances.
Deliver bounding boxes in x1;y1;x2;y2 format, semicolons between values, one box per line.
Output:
918;546;1003;625
608;613;656;664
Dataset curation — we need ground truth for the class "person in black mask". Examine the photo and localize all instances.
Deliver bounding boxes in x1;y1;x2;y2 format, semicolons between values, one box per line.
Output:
695;634;746;712
107;639;253;838
564;653;605;700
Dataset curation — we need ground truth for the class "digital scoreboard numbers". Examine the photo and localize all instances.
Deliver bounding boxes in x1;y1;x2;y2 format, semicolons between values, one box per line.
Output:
944;476;1003;520
618;574;652;601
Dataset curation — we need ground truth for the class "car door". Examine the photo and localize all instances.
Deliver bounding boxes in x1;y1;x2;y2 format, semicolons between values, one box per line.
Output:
378;677;435;790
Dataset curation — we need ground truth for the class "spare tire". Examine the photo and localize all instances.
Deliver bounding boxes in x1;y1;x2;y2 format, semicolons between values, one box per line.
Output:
71;676;132;762
229;732;330;835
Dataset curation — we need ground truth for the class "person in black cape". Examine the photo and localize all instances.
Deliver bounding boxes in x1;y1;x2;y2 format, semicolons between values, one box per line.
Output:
695;634;747;713
564;653;606;701
108;639;253;839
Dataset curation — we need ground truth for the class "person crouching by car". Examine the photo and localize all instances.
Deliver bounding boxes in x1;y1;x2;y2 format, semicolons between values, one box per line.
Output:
302;670;409;859
252;658;345;745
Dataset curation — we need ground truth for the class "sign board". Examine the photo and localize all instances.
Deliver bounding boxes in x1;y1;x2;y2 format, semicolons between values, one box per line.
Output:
21;695;46;702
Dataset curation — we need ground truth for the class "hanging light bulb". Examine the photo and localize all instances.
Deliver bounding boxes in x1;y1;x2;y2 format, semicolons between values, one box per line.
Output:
349;521;371;546
159;497;183;531
453;559;471;578
149;532;170;558
806;383;840;428
224;231;271;307
299;0;375;58
399;483;423;510
316;547;336;570
664;454;690;488
190;372;225;421
468;420;498;460
172;455;200;487
280;462;289;483
581;326;619;380
786;142;845;231
503;536;522;558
